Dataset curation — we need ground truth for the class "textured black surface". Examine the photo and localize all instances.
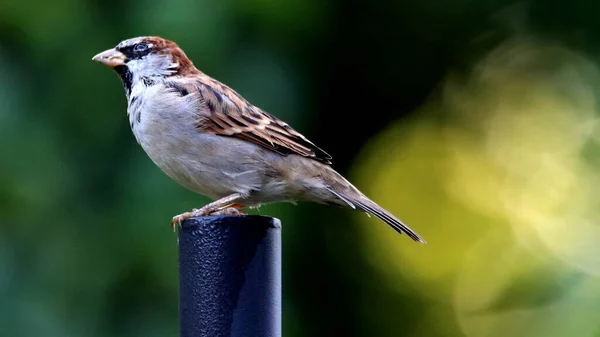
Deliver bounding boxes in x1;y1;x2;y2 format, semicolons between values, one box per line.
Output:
178;215;281;337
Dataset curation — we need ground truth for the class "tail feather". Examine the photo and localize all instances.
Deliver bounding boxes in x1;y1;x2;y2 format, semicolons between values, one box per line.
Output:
327;187;426;243
354;199;426;243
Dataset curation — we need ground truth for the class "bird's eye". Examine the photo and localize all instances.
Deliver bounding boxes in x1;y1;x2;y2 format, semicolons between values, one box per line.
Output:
134;43;148;53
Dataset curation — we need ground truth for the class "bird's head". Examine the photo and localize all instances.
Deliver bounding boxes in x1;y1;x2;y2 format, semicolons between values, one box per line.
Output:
92;36;199;93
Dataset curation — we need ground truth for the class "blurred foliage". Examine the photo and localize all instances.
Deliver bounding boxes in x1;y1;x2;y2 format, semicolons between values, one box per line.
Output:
1;0;600;336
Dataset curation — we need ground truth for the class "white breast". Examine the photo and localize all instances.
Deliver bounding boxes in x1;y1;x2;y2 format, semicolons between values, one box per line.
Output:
126;82;269;201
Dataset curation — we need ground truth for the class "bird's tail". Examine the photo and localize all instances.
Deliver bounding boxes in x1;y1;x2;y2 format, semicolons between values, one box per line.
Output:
326;186;426;243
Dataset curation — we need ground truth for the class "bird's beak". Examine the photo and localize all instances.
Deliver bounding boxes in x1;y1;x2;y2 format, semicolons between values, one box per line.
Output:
92;48;127;68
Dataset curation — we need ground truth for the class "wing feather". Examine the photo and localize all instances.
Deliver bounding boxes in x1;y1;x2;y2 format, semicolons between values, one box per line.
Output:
190;78;332;164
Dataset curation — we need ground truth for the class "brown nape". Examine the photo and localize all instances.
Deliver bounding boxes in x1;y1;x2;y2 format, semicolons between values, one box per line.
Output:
142;36;201;76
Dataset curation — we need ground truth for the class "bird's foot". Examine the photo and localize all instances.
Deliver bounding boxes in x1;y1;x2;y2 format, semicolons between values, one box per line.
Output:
170;203;247;231
210;205;248;216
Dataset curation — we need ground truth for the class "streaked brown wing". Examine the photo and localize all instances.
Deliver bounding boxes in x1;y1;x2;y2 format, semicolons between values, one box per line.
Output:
193;79;332;164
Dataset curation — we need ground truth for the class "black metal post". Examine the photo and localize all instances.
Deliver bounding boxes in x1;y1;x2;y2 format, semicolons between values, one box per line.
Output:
178;215;281;337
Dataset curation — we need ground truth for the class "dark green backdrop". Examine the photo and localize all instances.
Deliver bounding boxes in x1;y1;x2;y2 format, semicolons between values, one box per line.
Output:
2;0;600;336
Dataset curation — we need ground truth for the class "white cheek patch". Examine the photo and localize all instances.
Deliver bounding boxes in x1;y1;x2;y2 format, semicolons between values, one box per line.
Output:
127;54;177;79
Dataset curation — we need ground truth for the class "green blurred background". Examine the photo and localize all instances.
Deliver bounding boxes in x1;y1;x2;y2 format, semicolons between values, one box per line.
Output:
2;0;600;336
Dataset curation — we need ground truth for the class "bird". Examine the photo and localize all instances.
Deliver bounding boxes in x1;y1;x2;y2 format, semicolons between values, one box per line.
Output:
92;36;425;243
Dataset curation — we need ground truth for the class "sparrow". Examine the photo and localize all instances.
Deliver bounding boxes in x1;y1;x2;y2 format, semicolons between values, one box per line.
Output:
92;36;425;243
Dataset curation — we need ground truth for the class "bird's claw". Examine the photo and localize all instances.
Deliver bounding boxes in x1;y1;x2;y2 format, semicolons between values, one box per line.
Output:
211;207;247;216
170;204;247;232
